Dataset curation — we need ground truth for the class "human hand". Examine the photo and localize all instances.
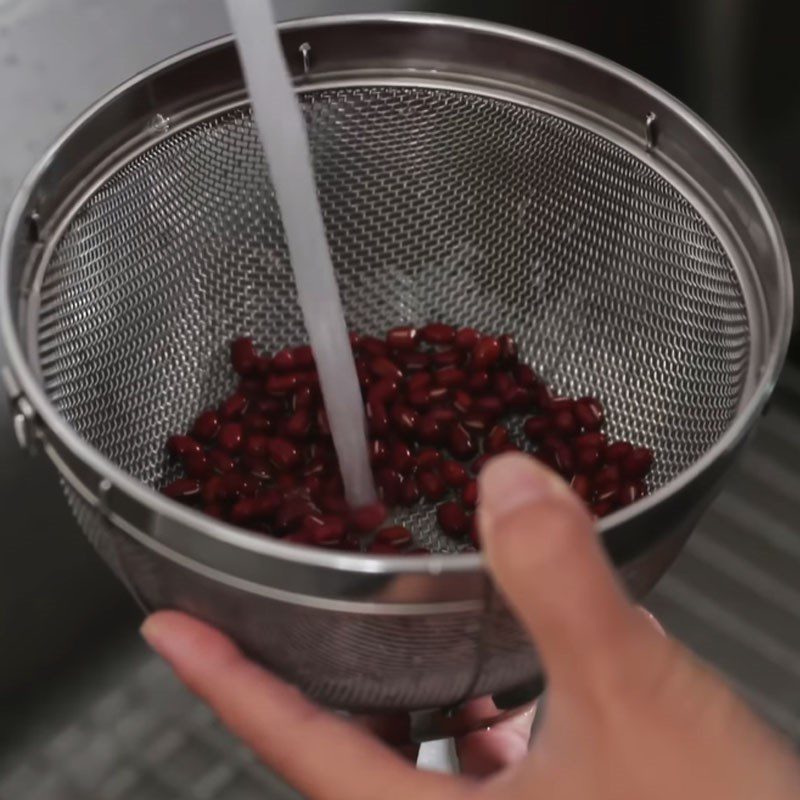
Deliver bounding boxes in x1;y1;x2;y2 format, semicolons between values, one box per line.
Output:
142;453;800;800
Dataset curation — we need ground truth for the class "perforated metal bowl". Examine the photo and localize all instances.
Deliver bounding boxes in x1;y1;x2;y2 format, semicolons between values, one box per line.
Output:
1;15;791;721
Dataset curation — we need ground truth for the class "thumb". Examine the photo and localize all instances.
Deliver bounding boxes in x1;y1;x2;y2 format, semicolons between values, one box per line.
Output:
478;453;649;692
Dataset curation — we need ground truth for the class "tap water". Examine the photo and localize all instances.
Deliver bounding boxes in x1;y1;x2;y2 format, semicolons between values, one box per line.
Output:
225;0;377;507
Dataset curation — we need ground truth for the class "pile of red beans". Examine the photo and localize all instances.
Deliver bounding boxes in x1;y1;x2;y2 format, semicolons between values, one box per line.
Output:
162;324;653;554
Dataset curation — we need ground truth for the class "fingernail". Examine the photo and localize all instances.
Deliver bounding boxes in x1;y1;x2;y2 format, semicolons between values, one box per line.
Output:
479;453;569;528
140;615;166;654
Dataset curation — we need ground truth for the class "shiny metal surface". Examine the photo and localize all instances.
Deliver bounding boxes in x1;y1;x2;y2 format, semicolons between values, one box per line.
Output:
0;14;792;712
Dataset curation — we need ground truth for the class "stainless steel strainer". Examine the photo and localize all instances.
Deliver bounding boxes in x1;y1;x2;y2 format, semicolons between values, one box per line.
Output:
1;15;792;724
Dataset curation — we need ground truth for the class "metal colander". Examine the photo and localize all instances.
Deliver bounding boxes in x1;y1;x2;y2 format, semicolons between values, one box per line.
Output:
1;15;792;722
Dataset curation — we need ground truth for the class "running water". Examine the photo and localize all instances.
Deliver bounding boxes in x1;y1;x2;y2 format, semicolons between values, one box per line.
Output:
225;0;376;508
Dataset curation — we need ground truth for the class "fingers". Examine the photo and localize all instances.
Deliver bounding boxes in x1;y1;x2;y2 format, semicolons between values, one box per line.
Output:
141;611;454;800
455;697;536;777
478;454;651;692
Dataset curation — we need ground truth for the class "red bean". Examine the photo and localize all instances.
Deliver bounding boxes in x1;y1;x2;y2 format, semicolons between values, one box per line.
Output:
576;446;602;474
429;386;450;403
434;367;467;388
245;433;270;458
320;492;349;516
391;441;415;474
284;409;312;440
202;476;224;504
209;449;237;474
303;455;329;478
462;480;478;508
370;438;389;466
255;355;272;376
415;448;442;470
592;500;615;518
570;474;592;501
432;348;464;367
396;351;430;371
462;412;491;434
217;422;244;453
368;541;404;554
472;336;502;369
429;406;458;426
232;490;280;523
419;470;447;501
350;502;388;533
441;460;469;488
575;397;604;431
492;372;516;397
257;397;285;416
549;397;574;413
387;326;418;351
605;441;633;462
513;364;539;388
399;476;421;506
264;373;300;395
294;345;316;369
391;404;419;438
275;498;316;532
308;517;347;546
416;414;445;445
355;359;372;388
475;396;505;419
316;407;332;438
437;501;468;538
242;411;274;434
183;453;212;479
376;467;404;505
594;464;621;491
367;378;400;405
467;371;491;393
406;372;431;393
192;410;220;442
504;386;533;412
454;327;479;350
485;425;510;454
303;475;323;498
421;323;456;345
376;525;413;547
276;473;300;493
544;439;574;476
293;385;317;411
220;392;249;420
498;334;518;364
449;423;477;460
408;387;433;410
535;384;556;411
575;431;607;451
266;438;302;471
272;348;297;372
552;409;579;437
163;478;201;500
524;416;550;441
167;435;202;459
231;337;258;376
360;336;389;358
622;447;654;479
238;377;262;397
285;530;313;545
471;453;492;475
452;390;473;414
366;399;390;435
370;356;403;382
616;482;639;507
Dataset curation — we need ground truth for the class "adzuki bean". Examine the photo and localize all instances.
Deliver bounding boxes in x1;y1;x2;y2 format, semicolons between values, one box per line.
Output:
163;324;653;553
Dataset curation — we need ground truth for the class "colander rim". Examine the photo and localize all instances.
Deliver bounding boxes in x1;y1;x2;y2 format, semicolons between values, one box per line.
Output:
0;12;792;578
